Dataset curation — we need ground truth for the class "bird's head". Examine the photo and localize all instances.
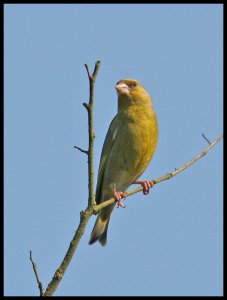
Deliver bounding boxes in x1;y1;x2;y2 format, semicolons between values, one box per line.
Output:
115;79;152;111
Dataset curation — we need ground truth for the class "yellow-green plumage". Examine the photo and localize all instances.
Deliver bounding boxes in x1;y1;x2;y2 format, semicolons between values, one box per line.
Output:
89;79;158;246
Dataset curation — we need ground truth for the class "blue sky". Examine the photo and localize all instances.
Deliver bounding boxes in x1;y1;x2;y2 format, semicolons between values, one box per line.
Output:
4;4;223;296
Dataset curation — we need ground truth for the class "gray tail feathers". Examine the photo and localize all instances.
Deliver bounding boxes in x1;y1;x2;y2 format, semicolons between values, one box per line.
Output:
89;216;110;246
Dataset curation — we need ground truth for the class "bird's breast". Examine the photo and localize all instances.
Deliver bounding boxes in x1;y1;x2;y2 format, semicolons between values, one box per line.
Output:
121;107;158;173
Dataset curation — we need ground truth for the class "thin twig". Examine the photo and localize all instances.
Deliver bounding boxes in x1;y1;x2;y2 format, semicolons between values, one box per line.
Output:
74;145;88;155
202;133;212;145
84;64;90;79
29;251;44;296
84;60;100;208
93;133;223;213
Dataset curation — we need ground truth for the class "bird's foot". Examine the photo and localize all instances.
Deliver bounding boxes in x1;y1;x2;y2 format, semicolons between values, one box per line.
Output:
133;180;153;195
112;186;127;208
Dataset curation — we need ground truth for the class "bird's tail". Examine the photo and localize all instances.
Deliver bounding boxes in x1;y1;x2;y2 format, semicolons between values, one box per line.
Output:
89;213;111;246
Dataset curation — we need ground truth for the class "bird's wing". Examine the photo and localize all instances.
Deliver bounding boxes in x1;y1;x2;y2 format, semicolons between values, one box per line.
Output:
95;115;120;204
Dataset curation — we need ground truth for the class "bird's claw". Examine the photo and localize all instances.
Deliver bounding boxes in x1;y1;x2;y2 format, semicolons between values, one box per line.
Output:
112;188;127;208
133;180;153;195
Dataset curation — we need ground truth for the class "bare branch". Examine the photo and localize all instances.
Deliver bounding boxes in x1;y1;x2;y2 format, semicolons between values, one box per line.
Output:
29;251;44;296
44;208;93;296
93;133;223;213
43;61;101;296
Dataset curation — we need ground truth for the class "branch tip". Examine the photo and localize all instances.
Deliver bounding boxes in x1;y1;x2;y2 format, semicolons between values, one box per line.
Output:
84;64;90;79
202;133;211;145
92;60;101;79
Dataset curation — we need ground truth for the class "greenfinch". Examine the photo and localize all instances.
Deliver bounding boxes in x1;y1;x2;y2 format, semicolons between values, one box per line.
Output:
89;79;158;246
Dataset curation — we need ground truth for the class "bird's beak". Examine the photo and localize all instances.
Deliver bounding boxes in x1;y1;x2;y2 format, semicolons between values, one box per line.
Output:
115;83;130;95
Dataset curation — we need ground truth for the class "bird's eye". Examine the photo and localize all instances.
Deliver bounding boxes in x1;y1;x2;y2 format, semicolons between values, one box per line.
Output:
116;81;121;85
129;82;137;88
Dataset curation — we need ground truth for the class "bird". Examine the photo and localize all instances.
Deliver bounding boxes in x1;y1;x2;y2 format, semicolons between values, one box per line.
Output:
89;79;158;246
